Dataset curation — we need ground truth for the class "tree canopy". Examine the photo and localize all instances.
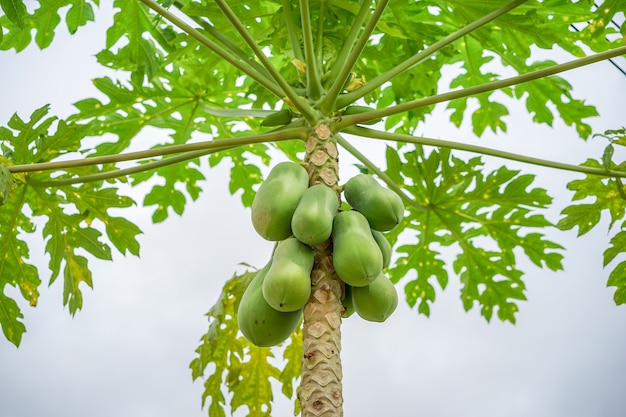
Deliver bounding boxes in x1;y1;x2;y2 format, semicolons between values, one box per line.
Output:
1;0;625;415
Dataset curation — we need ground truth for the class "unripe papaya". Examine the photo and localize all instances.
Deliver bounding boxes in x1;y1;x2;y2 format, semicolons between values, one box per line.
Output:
341;284;355;318
262;237;314;312
291;184;339;246
343;174;404;231
251;162;309;241
332;210;383;287
261;108;293;127
352;272;398;322
371;230;392;269
237;262;302;347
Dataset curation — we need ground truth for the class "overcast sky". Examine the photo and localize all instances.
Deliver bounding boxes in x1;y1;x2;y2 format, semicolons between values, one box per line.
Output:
1;5;626;417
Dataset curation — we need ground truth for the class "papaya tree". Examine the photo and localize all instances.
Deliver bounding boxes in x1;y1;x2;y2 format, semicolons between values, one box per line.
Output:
1;0;625;416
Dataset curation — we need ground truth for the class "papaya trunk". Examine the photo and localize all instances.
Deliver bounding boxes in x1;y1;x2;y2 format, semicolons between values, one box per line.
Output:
298;125;345;416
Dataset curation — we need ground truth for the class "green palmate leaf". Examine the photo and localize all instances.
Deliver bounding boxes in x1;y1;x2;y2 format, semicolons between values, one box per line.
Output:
0;104;56;164
0;0;27;28
26;186;109;315
0;106;142;331
560;129;626;305
347;0;608;137
61;184;142;256
557;160;626;234
191;267;301;416
0;0;96;51
604;227;626;267
104;0;163;84
0;290;26;346
607;260;626;305
209;146;269;208
444;1;606;139
66;1;94;34
24;175;141;313
385;145;563;323
136;160;205;223
230;346;281;417
281;328;303;414
0;184;39;346
62;253;93;314
71;62;270;214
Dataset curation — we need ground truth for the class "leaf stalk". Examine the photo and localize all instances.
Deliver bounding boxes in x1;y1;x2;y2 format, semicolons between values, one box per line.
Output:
334;46;626;128
318;0;389;114
335;0;530;108
213;0;318;123
8;127;308;174
137;0;284;98
345;126;626;179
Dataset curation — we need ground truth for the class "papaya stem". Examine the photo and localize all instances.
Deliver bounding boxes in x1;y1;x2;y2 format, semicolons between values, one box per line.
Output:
322;0;372;92
319;0;389;114
345;125;626;179
7;127;308;174
174;1;272;80
137;0;284;99
213;0;318;123
334;45;626;128
28;148;230;187
283;0;305;61
299;126;344;417
300;0;323;100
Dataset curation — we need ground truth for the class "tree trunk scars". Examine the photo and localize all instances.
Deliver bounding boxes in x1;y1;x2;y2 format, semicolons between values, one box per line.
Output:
299;125;344;417
300;245;344;417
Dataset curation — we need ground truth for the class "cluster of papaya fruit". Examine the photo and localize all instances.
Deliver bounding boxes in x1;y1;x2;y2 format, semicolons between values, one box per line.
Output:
237;161;403;347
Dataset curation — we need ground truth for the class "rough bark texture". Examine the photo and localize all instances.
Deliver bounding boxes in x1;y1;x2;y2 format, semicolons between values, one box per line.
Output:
298;124;345;416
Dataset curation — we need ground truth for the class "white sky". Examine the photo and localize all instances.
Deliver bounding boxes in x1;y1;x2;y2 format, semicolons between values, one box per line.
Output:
1;4;625;417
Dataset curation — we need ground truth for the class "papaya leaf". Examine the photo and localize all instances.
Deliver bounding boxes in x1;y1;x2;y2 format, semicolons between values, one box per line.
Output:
61;184;142;257
210;147;268;208
136;161;205;223
103;0;163;84
0;107;142;319
607;260;626;305
280;326;303;412
0;162;13;205
0;0;26;29
557;159;626;234
0;184;39;346
0;104;54;164
191;268;301;416
70;65;268;216
66;0;95;34
0;289;26;346
559;129;626;305
0;0;96;52
25;186;108;315
604;226;626;267
385;145;563;323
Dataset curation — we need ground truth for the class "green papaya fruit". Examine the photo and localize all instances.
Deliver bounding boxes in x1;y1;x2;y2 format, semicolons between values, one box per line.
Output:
237;261;302;347
291;184;339;246
262;237;314;312
343;174;404;231
342;105;381;125
371;230;392;269
251;162;310;241
341;284;355;318
352;272;398;322
331;210;383;287
261;108;293;127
